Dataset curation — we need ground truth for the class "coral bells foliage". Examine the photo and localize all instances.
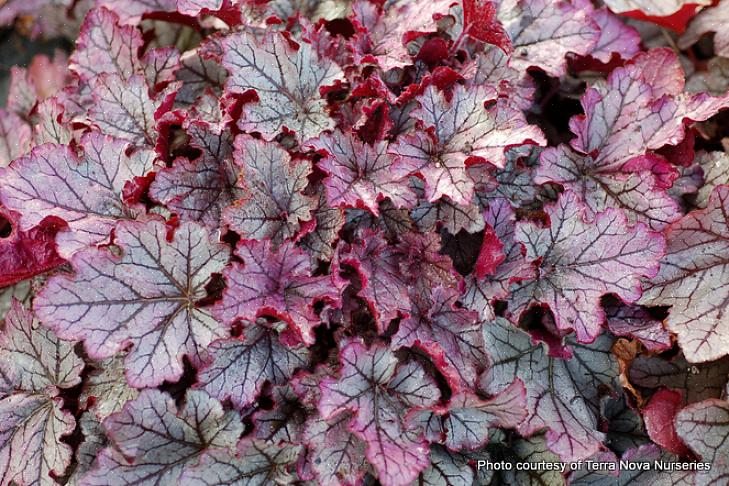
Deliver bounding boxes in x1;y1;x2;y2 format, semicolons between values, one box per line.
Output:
5;1;729;486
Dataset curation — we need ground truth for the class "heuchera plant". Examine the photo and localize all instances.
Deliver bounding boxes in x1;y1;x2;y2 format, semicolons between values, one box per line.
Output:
2;0;729;485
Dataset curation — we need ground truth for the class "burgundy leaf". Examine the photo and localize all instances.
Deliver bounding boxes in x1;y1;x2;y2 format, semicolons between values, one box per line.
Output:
197;321;309;410
35;220;229;388
215;239;345;345
0;208;66;288
642;388;690;455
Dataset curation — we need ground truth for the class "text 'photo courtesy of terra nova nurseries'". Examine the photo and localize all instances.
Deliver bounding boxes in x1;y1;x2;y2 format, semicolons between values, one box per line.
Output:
1;0;729;485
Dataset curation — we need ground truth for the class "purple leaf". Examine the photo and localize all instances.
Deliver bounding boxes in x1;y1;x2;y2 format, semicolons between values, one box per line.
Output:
570;49;729;171
639;185;729;362
311;130;416;215
319;341;440;486
605;0;711;17
410;380;527;451
589;7;642;62
175;45;227;106
69;8;143;81
339;228;410;333
253;385;308;443
680;0;729;57
82;389;243;485
463;198;535;321
142;47;181;88
197;321;309;410
411;178;485;234
150;121;238;229
392;286;486;390
222;135;316;245
97;0;177;25
221;32;344;143
177;0;223;16
35;220;229;388
215;239;345;345
69;413;107;486
480;318;619;462
416;445;483;486
0;132;156;258
498;0;600;77
604;300;672;352
299;188;345;263
535;145;682;231
510;190;664;342
88;73;167;147
696;151;729;208
570;444;695;485
467;44;536;111
391;84;545;205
